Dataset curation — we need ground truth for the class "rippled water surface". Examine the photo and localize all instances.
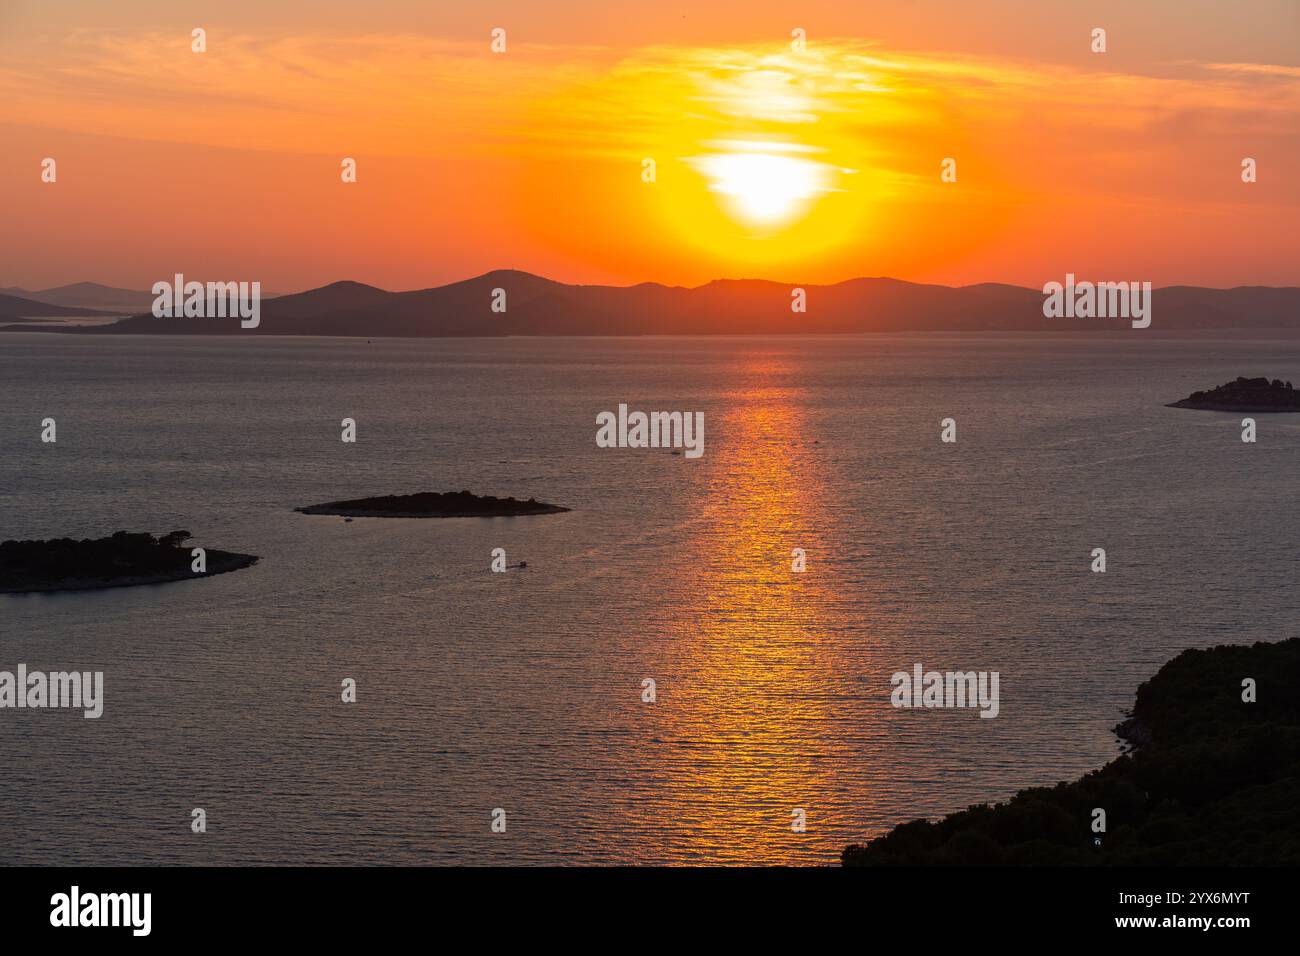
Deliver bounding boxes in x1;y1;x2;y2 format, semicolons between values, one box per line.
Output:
2;331;1298;864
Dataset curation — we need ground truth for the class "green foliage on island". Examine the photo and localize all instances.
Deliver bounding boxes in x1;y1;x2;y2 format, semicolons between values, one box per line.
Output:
842;639;1300;865
0;530;255;592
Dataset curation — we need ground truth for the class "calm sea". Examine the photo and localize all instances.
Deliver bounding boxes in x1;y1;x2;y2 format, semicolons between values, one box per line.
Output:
2;331;1297;864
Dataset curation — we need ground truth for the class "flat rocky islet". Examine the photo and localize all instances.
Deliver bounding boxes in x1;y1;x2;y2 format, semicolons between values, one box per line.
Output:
842;638;1300;865
1168;375;1300;412
295;490;570;518
0;531;257;593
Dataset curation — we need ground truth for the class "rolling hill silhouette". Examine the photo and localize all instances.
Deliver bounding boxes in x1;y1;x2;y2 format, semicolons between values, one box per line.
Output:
4;271;1298;335
0;292;116;319
0;282;154;313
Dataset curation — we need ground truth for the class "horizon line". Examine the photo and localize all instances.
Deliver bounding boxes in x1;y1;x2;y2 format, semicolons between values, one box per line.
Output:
9;270;1300;298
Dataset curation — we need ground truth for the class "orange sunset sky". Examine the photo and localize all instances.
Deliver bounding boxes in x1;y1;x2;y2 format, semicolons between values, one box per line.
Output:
2;0;1298;292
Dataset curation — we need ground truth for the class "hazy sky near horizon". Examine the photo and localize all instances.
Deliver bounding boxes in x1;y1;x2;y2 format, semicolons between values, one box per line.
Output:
2;0;1298;291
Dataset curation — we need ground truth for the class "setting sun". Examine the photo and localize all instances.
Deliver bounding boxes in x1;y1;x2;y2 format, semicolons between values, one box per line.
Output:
2;0;1299;917
692;146;833;227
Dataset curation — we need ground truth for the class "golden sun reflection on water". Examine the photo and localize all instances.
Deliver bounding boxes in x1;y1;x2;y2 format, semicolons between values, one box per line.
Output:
635;357;868;863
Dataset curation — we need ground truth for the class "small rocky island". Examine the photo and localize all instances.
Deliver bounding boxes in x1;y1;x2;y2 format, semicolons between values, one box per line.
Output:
842;638;1300;865
295;490;570;518
1168;376;1300;412
0;531;258;593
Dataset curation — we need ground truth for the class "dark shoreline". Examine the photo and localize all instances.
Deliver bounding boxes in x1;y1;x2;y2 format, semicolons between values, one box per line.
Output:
1;550;258;594
295;491;570;519
843;638;1300;866
1166;400;1300;413
296;507;569;518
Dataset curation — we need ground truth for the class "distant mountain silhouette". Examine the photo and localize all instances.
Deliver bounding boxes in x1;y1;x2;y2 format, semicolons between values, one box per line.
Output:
0;282;282;315
0;292;116;319
0;282;155;313
5;271;1298;335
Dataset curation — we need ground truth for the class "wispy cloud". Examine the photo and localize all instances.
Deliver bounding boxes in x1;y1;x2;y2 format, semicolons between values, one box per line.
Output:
5;30;1297;163
0;31;598;156
1206;62;1300;78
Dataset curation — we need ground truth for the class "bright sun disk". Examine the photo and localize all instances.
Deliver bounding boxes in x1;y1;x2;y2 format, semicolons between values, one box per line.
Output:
695;151;828;226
